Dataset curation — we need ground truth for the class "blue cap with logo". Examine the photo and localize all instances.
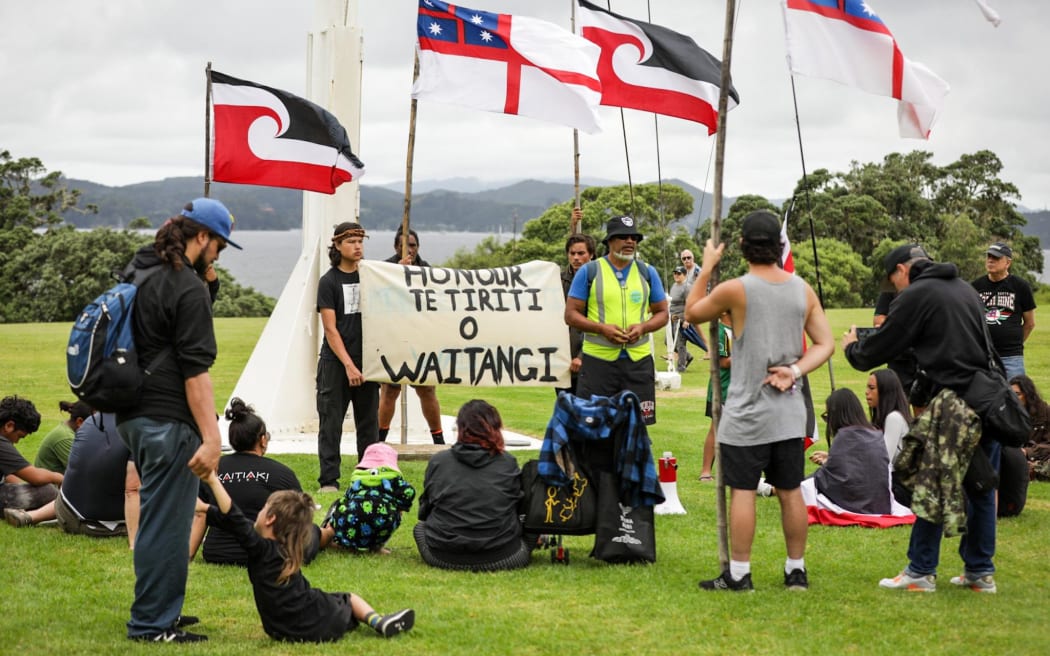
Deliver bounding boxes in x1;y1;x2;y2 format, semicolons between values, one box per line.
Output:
181;198;242;250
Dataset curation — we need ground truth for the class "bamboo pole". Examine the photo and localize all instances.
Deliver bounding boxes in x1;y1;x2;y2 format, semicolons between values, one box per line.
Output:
397;52;421;444
710;0;737;572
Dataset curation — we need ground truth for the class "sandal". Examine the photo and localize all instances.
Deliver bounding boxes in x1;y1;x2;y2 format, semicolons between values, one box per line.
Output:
698;474;714;482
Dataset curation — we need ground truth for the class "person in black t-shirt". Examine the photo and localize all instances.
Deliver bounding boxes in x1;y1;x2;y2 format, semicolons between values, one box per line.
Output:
193;398;320;565
199;470;414;642
1;396;61;520
971;241;1036;381
316;222;380;492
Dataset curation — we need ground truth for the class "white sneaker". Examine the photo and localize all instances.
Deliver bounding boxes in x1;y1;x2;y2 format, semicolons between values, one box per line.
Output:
879;570;936;592
949;573;997;594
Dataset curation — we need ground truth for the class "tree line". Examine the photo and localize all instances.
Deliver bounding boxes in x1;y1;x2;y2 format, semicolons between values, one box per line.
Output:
1;147;1039;323
0;150;274;323
449;149;1041;308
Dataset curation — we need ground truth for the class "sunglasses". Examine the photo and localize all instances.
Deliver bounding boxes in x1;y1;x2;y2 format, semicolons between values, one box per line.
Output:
682;256;693;261
821;411;829;422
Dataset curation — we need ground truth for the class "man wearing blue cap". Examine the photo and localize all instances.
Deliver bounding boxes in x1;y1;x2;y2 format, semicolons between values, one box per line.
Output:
117;197;241;643
971;242;1036;380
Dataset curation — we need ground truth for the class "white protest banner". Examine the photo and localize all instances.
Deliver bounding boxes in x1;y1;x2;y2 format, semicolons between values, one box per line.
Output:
360;260;570;387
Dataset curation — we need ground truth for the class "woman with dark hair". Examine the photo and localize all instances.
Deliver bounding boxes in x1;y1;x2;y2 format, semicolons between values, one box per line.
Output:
1010;375;1050;481
413;400;531;571
194;398;321;565
865;369;913;460
34;400;93;474
808;389;892;515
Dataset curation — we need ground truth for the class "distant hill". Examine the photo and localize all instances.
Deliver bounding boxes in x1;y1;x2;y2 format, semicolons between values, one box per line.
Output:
54;175;852;235
1021;210;1050;247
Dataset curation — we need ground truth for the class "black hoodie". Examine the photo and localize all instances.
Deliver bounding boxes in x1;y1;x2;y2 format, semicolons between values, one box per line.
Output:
116;246;217;431
417;443;523;561
846;261;989;391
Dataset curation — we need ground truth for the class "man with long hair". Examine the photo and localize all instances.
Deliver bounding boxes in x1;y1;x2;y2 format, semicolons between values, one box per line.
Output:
316;222;379;493
116;198;238;642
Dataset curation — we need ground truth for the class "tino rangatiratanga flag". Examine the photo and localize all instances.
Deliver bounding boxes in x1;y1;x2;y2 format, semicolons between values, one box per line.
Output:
209;70;364;194
576;0;738;135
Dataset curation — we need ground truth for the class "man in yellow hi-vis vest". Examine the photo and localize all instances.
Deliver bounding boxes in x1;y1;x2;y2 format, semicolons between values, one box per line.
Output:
564;216;669;424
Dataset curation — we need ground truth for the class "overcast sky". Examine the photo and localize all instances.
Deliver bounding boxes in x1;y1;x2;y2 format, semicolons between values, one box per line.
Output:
3;1;1048;211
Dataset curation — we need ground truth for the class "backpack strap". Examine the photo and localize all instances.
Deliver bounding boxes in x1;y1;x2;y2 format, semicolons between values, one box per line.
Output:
585;258;651;284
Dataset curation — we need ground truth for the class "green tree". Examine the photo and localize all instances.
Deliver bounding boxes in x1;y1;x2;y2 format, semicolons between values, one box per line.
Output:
791;238;869;308
698;194;781;280
0;149;97;230
444;183;697;281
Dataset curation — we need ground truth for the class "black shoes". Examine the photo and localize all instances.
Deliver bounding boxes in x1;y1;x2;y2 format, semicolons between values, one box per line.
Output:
130;628;207;643
784;568;809;590
175;614;199;628
373;609;415;638
699;570;754;592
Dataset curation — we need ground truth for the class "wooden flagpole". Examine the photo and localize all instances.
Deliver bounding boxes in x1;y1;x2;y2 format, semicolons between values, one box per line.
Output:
710;0;737;571
396;52;422;444
204;62;213;198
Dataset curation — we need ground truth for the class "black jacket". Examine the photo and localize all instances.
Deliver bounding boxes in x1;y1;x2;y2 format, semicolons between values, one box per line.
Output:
117;246;217;431
846;261;988;391
418;443;523;559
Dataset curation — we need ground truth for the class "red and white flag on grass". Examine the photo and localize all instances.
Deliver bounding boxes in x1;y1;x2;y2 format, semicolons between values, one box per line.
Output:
209;70;364;194
413;0;602;133
781;0;950;139
576;0;738;135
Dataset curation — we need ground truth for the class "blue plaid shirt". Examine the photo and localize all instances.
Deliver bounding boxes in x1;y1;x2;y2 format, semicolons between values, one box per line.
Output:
539;391;664;508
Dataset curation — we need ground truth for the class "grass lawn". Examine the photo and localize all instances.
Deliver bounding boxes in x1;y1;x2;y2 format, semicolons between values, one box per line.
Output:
2;309;1048;655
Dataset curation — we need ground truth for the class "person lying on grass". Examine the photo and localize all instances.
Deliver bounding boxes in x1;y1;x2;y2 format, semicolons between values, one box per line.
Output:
198;470;414;642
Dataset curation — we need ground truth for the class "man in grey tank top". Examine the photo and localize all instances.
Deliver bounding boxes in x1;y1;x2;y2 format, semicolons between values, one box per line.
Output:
685;210;833;592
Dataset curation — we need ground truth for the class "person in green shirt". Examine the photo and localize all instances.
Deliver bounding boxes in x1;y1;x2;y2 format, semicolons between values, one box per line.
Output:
700;312;732;481
34;400;92;474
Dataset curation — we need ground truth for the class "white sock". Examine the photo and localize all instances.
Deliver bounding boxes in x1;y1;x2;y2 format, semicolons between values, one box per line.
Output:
729;560;750;581
785;558;805;574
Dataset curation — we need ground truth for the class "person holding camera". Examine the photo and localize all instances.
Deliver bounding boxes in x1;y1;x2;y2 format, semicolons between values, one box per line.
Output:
843;244;999;594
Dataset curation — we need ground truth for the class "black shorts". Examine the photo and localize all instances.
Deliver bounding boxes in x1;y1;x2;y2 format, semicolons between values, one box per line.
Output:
720;439;804;491
576;353;656;425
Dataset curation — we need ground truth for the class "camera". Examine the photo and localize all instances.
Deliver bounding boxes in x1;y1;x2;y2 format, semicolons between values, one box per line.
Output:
855;327;878;343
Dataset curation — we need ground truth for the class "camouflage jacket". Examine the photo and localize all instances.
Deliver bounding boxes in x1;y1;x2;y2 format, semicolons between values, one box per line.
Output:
893;389;982;537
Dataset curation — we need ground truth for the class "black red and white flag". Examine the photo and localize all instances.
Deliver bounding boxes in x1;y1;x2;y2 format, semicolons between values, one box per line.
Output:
576;0;738;135
209;70;364;194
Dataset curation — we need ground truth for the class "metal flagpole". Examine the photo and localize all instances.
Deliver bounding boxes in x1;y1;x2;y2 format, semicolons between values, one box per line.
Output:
645;2;666;232
604;1;635;215
571;0;582;235
788;76;835;390
710;0;738;571
204;62;213;198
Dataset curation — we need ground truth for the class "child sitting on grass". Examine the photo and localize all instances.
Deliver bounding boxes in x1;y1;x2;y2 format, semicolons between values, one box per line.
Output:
321;442;416;554
199;470;414;642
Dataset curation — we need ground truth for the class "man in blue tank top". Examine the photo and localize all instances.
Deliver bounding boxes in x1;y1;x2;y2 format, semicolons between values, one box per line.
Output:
685;210;834;592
